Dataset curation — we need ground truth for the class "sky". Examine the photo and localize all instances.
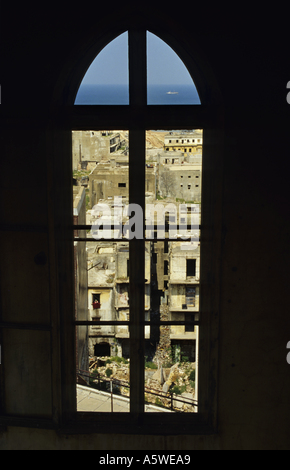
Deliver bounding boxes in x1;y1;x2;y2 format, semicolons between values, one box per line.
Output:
81;32;195;86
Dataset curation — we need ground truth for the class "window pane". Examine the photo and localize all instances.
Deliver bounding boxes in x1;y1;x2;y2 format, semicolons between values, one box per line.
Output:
72;130;129;226
147;32;201;105
145;325;198;413
73;128;202;414
73;130;131;412
77;331;130;413
144;129;202;413
75;239;131;413
75;32;129;105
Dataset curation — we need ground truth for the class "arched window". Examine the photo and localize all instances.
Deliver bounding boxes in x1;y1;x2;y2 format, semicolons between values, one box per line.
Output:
75;31;201;105
69;27;222;434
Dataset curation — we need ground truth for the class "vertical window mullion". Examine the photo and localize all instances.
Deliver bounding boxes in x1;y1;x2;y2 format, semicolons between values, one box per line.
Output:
128;28;146;416
129;29;147;107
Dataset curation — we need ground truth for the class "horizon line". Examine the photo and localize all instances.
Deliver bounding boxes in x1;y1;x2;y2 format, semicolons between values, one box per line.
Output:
79;83;198;87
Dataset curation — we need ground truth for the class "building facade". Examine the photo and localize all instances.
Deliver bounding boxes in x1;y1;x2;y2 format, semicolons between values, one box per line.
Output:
89;161;156;208
87;240;151;358
72;131;127;171
73;185;89;375
168;242;200;361
164;130;203;154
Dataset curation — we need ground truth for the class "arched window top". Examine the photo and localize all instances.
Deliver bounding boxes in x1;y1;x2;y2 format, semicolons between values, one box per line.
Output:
147;32;200;105
74;31;201;105
75;32;129;105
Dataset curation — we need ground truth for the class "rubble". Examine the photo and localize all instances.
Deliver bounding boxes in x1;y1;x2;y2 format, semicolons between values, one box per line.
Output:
90;356;196;412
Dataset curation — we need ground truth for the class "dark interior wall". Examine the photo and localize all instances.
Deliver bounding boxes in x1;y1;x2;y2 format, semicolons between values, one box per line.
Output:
1;1;290;449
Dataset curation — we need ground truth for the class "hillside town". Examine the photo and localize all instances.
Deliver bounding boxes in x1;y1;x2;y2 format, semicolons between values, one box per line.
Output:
73;130;202;412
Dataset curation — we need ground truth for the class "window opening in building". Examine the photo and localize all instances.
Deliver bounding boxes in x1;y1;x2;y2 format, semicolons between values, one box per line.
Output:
71;29;207;420
186;287;196;307
73;127;202;414
187;259;197;278
92;293;101;309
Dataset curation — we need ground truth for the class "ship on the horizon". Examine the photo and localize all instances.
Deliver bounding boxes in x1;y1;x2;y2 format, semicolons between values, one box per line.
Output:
166;91;179;95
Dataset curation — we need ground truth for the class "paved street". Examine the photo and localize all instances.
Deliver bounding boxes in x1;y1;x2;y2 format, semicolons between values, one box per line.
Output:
77;384;172;413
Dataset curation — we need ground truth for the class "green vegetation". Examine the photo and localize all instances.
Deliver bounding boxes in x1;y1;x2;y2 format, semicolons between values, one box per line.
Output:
73;169;90;179
170;384;187;395
105;368;113;378
189;370;196;382
145;361;158;370
106;356;129;365
176;198;201;204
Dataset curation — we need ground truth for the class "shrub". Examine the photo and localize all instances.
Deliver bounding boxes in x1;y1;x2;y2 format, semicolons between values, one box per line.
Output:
145;361;157;369
171;384;187;395
189;370;196;381
181;355;189;363
171;385;182;395
105;368;113;378
109;356;129;364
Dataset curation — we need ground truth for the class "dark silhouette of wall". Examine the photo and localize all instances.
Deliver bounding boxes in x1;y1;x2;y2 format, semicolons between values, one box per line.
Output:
1;1;290;450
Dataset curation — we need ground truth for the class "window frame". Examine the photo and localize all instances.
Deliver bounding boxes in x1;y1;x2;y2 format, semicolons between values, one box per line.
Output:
63;28;223;435
0;26;223;435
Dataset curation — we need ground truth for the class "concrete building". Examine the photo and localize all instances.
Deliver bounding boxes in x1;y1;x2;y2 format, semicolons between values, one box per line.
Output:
164;130;203;154
72;131;127;171
159;162;202;202
86;241;116;357
86;240;151;359
73;185;89;375
158;151;184;165
150;201;200;363
158;152;202;166
168;242;200;361
89;161;156;208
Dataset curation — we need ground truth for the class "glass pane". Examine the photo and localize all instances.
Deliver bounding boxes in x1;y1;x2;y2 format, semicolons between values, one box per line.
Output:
73;130;131;412
72;130;129;228
145;326;198;413
77;332;130;413
147;32;201;105
75;32;129;105
144;129;202;413
75;240;131;413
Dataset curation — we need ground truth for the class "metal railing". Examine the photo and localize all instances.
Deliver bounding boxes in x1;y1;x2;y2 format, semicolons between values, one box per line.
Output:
77;369;198;413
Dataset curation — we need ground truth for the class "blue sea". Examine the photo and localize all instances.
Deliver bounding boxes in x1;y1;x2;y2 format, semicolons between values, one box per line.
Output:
75;84;200;105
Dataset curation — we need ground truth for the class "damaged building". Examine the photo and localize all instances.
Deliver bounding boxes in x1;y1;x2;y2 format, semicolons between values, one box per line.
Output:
72;130;127;171
168;242;200;361
89;160;156;208
151;203;201;363
164;130;203;154
86;240;151;358
73;185;89;373
158;156;202;202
